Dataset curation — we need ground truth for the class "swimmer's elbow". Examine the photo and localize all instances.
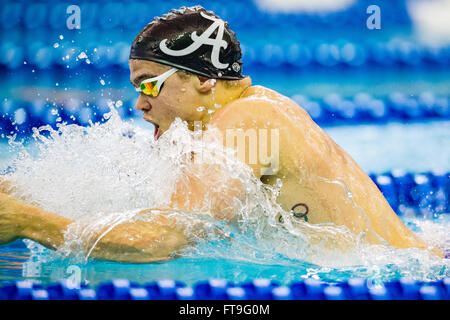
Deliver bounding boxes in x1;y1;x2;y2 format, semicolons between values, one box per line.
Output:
88;221;190;263
91;244;183;263
90;235;188;263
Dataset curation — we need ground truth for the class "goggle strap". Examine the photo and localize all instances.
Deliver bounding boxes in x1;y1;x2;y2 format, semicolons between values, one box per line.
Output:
140;68;177;84
135;68;177;94
156;68;177;92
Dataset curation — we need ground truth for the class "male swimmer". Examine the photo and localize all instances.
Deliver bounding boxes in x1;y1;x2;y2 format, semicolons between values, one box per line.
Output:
0;6;440;262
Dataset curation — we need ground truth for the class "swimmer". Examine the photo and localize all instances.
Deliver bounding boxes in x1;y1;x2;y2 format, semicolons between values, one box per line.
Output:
0;6;441;262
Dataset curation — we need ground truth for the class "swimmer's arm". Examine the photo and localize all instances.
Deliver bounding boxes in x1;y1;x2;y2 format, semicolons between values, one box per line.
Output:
176;98;281;221
169;130;270;221
0;193;189;263
169;163;248;221
209;94;443;256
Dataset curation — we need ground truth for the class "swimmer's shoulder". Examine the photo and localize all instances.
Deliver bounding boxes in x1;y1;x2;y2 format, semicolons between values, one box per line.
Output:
239;85;280;100
214;85;311;125
238;85;295;107
211;86;282;127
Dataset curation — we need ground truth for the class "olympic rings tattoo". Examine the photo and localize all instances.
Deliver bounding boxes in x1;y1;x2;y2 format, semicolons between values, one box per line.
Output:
277;202;309;223
291;203;309;222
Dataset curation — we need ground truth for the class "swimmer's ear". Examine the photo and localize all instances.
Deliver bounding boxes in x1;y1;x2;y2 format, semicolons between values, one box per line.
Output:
196;76;216;94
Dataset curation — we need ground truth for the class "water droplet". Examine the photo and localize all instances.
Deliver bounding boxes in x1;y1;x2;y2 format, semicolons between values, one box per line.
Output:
59;35;64;40
197;106;206;112
276;178;283;187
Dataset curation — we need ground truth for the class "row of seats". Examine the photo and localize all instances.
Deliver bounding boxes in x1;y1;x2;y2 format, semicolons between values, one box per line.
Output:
370;170;450;216
1;98;449;216
0;277;448;300
0;98;137;134
2;40;449;70
1;92;448;137
0;1;410;31
295;92;450;124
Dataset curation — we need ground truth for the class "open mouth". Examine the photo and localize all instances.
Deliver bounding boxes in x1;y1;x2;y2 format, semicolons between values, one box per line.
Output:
154;123;162;140
143;115;162;140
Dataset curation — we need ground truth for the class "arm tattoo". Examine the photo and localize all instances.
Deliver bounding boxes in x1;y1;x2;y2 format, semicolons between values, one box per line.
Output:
278;202;309;223
291;203;309;222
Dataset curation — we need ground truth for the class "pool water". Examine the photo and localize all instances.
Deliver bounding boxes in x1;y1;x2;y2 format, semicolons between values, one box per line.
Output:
0;214;448;287
1;214;449;287
0;114;449;287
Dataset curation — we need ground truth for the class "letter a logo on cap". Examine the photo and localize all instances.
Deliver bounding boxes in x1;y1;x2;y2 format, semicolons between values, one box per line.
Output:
159;12;229;69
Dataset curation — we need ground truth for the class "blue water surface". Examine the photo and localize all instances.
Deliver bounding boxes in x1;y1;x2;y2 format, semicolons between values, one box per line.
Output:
0;119;449;286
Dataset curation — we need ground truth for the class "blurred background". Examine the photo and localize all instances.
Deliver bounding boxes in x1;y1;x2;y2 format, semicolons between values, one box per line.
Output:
0;0;450;287
1;0;450;129
0;0;449;212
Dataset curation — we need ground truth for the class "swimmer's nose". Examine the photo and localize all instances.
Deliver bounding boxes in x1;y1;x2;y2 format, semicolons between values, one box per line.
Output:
135;95;152;112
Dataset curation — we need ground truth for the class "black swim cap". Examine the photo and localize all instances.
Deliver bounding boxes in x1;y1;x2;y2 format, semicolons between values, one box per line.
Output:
129;6;244;80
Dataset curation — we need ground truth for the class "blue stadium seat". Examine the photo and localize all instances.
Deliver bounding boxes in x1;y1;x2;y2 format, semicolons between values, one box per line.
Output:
47;280;88;300
195;279;230;300
24;3;48;29
0;280;37;300
175;287;195;300
323;285;346;300
390;170;415;211
241;278;279;300
271;286;293;300
145;279;185;300
385;278;421;300
419;285;441;300
226;287;247;300
285;44;312;68
1;3;23;30
0;43;24;69
96;279;137;300
290;278;325;300
340;278;371;300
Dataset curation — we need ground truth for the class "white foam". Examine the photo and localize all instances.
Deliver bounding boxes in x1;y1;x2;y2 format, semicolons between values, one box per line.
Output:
4;107;449;281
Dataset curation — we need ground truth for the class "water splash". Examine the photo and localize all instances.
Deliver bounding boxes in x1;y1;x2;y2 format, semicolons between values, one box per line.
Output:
3;106;449;283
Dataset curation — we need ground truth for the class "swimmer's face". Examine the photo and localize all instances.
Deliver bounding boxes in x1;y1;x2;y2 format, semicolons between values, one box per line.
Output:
129;59;215;137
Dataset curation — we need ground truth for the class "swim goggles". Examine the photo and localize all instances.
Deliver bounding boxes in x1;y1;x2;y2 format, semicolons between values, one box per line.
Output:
136;67;178;97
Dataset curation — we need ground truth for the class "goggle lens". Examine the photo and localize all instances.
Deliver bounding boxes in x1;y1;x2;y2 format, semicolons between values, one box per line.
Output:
137;68;177;98
141;81;159;97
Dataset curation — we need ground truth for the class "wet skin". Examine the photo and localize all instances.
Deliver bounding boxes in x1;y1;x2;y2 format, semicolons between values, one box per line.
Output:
0;60;440;263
